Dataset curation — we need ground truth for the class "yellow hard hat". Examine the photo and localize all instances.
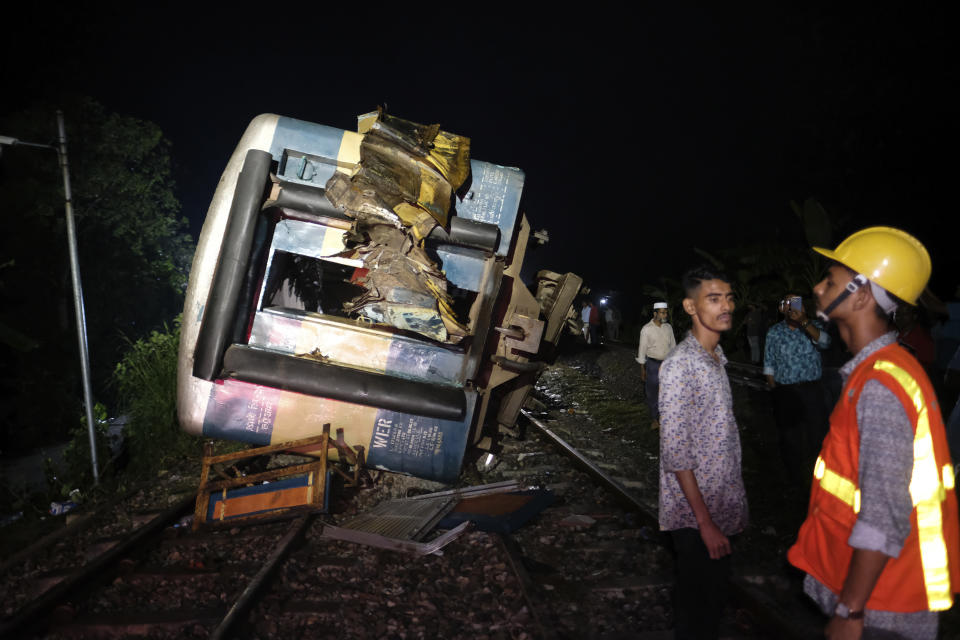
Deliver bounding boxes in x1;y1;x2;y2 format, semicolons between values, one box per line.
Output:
813;226;931;304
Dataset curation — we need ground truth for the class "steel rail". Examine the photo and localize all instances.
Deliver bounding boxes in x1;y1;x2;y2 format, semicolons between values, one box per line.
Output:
210;514;314;640
0;494;195;638
518;407;821;640
495;533;557;640
519;409;655;519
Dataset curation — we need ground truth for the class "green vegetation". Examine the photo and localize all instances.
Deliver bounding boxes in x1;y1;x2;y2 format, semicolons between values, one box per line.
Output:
44;401;113;499
0;97;193;453
112;316;201;477
0;99;202;537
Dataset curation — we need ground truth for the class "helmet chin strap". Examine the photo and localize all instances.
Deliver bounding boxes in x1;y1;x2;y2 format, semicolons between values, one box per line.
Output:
816;274;869;323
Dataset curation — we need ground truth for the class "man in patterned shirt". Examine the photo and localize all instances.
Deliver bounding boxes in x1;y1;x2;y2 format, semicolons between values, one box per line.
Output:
658;265;748;639
763;293;831;488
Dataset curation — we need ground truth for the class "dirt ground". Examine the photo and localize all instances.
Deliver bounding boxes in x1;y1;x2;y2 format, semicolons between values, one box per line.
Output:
5;335;960;637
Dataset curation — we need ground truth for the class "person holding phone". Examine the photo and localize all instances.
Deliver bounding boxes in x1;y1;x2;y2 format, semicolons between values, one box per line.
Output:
763;293;832;488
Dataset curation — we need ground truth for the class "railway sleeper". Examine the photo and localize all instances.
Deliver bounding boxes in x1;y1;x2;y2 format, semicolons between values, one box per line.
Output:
48;607;226;638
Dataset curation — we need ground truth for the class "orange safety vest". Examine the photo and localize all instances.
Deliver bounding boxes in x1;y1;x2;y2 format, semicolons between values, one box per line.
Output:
788;343;960;612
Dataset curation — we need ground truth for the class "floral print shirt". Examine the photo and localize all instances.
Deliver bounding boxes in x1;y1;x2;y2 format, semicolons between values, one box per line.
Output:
658;334;748;535
762;319;831;385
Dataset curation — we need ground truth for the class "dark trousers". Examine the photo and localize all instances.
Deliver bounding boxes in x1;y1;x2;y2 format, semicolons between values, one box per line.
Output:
645;358;662;421
771;380;829;487
670;528;732;640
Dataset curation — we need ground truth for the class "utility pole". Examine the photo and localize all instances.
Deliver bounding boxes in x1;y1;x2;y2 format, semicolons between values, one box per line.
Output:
0;111;100;483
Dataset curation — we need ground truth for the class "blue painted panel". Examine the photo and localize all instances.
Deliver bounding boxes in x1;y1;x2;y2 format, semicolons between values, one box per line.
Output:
365;391;476;483
206;472;331;519
436;246;486;292
385;338;465;386
202;383;275;446
271;117;346;187
455;162;525;256
270;218;337;258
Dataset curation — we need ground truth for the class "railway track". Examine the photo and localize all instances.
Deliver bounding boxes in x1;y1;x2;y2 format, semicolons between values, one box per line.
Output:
0;419;824;640
517;408;825;639
0;488;314;639
0;468;542;638
0;354;831;639
0;422;821;640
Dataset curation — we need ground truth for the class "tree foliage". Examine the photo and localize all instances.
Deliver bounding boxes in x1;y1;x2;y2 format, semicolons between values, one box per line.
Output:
112;316;198;474
637;199;836;358
44;401;113;499
0;97;193;452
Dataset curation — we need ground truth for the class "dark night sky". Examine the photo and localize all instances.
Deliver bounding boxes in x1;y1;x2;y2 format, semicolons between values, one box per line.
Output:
4;4;958;307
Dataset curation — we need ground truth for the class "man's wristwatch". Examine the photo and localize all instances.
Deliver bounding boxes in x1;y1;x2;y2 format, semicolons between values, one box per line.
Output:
834;602;865;620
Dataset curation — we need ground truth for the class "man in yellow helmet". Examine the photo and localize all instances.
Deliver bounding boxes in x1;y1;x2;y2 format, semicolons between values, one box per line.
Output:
787;227;960;639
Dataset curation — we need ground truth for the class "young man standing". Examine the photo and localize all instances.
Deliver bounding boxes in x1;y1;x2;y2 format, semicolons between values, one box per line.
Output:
659;266;748;639
638;301;677;430
788;227;960;639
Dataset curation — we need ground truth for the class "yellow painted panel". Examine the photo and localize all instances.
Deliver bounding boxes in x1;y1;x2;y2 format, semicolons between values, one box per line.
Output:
291;321;391;372
320;225;347;256
336;131;363;174
272;392;378;459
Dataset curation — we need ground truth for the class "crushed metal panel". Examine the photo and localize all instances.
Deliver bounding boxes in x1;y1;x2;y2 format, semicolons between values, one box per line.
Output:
247;308;467;387
406;480;520;501
365;110;471;192
437;488;556;534
337;494;459;542
535;271;585;345
360;134;453;227
337;480;521;542
320;521;471;556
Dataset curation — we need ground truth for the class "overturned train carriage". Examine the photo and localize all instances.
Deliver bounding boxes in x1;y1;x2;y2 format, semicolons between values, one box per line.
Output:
177;113;581;483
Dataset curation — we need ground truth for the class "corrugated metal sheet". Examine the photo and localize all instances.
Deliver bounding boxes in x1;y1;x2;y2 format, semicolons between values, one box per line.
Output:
338;481;521;541
338;495;457;541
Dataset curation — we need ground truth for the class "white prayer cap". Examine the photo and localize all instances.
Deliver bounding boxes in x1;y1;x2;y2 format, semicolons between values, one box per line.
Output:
653;302;668;310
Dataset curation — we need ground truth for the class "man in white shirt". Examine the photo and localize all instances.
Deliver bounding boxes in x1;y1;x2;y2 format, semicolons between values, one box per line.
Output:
580;301;592;343
638;301;677;430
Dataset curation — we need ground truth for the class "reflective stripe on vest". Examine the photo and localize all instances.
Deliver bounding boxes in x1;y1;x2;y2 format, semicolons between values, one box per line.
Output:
813;456;861;513
872;359;953;611
812;360;953;611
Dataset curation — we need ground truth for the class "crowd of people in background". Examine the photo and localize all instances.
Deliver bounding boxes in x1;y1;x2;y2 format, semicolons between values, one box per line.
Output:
578;299;621;347
573;226;960;639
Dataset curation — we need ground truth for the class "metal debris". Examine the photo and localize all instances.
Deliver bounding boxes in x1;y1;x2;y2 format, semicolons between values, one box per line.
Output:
338;480;522;542
323;108;473;342
319;521;471;556
337;494;459;542
405;480;521;501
